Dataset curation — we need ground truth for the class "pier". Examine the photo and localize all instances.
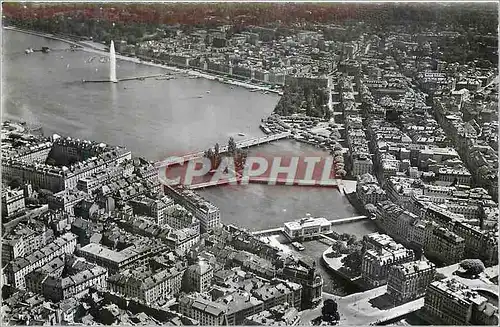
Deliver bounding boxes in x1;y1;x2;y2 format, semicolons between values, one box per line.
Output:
82;74;167;83
156;131;291;168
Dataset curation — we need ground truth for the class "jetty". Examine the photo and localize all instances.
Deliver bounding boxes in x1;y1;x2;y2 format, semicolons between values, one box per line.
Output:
83;74;166;83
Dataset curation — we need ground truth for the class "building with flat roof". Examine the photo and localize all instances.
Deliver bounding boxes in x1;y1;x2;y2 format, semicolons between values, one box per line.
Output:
283;217;331;241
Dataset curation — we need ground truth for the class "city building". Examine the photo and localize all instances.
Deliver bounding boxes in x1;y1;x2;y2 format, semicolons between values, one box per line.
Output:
351;153;374;176
425;227;465;265
361;233;415;288
2;187;25;217
283;216;331;241
47;189;88;216
4;232;78;289
387;260;436;303
164;185;221;233
2;220;54;265
280;263;322;308
25;254;108;302
243;303;300;326
164;204;200;233
184;260;214;293
108;260;186;305
422;278;499;325
453;222;498;266
128;194;175;226
76;242;170;274
2;145;131;192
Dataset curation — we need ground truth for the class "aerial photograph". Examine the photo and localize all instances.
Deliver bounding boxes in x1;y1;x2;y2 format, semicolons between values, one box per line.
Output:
1;1;498;326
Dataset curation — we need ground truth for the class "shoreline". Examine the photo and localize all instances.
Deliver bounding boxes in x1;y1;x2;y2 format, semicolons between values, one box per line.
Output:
4;25;283;94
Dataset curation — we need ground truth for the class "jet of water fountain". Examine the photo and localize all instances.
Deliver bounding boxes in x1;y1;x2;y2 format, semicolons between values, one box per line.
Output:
109;40;118;83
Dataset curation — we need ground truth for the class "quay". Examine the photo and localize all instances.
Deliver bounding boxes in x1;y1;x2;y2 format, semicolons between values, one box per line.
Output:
155;131;291;168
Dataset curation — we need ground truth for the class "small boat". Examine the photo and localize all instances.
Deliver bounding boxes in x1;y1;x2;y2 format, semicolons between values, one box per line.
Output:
238;133;245;137
292;242;305;251
66;64;70;69
250;89;259;92
206;90;211;94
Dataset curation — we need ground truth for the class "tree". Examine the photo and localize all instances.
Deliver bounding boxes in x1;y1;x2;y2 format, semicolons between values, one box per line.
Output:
342;250;362;273
340;233;350;241
211;142;218;156
38;189;53;203
8;177;22;189
459;259;485;277
347;235;357;246
25;197;39;206
227;137;237;155
336;169;347;177
322;299;340;322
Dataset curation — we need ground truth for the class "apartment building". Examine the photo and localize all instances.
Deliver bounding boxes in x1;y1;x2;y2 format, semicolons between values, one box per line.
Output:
423;278;498;325
108;261;186;305
361;233;415;288
1;187;25;217
387;260;436;303
4;233;78;289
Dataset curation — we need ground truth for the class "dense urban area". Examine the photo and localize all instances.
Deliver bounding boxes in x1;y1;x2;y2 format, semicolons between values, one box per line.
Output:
1;3;499;326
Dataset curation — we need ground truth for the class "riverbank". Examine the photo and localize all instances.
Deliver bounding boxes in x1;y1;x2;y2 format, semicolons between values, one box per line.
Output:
4;26;283;95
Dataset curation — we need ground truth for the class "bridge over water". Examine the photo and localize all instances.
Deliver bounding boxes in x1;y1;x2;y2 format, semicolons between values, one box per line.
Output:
187;176;340;190
155;131;291;168
251;215;368;236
